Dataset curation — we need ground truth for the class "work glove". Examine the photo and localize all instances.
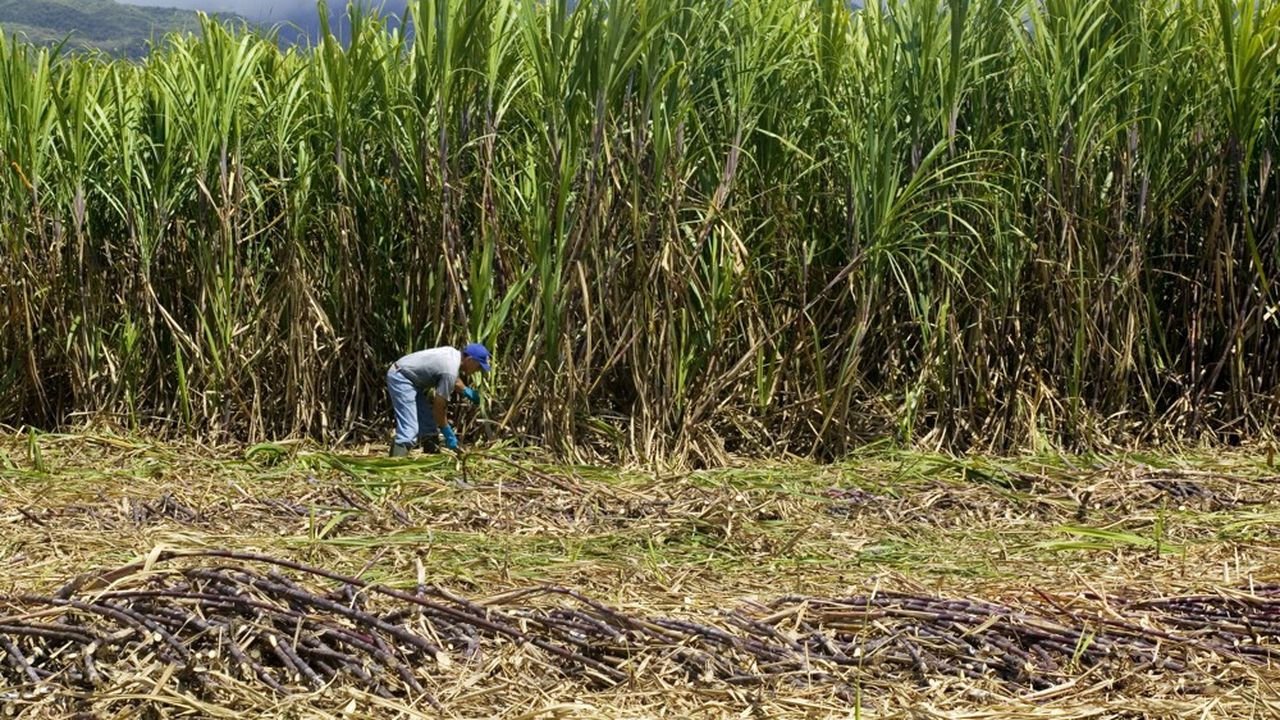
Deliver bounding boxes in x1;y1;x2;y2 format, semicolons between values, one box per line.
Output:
440;424;459;450
462;387;480;405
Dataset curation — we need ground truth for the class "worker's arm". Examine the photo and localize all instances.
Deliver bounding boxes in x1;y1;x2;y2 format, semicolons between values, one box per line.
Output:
433;394;448;429
456;377;480;405
434;394;458;448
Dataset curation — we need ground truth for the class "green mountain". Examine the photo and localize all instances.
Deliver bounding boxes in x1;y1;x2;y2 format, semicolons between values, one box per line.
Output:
0;0;211;58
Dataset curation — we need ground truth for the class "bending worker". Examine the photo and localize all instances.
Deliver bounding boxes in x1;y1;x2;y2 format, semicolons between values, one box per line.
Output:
386;343;490;456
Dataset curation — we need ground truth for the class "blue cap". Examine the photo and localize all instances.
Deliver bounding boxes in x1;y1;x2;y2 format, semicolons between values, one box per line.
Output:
463;343;491;372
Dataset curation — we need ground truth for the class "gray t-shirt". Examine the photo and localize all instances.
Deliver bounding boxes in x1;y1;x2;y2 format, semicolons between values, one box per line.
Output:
395;346;460;397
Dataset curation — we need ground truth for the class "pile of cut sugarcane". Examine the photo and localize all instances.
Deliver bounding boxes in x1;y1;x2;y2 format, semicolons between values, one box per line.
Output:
2;551;1276;702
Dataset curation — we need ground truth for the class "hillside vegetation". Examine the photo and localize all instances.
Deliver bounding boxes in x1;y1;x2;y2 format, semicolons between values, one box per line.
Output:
0;0;206;57
1;0;1279;461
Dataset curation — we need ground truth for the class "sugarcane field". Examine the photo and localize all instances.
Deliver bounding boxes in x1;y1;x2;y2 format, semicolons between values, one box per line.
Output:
3;0;1280;717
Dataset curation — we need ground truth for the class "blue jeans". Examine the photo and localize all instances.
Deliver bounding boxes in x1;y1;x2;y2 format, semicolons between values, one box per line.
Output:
386;366;438;445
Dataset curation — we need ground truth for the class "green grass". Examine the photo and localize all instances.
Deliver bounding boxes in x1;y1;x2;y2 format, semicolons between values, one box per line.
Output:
10;434;1276;600
1038;525;1184;554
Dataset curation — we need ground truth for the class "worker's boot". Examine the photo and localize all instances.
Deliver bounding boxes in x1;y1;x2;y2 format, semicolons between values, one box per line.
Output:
389;441;412;458
419;435;440;454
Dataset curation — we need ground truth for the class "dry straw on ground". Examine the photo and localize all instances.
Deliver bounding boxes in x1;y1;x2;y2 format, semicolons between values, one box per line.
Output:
2;433;1279;717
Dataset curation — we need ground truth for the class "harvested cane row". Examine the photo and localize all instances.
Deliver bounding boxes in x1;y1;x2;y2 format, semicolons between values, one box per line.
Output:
1;551;1277;704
